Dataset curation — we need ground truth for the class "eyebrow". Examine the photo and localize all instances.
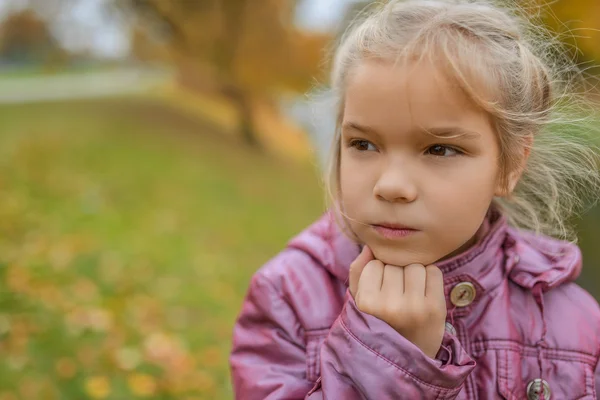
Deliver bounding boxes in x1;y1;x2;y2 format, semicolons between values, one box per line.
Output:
424;127;481;140
341;121;481;141
342;121;383;141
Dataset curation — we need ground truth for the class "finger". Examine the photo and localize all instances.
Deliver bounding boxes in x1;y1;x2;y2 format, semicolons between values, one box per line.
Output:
380;264;404;296
403;263;427;298
357;259;384;298
349;245;374;298
425;264;446;304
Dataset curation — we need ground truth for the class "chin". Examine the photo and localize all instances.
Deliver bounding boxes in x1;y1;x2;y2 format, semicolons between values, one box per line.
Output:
368;242;442;267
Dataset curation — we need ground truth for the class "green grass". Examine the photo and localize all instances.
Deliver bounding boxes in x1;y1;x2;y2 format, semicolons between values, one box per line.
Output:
0;98;324;399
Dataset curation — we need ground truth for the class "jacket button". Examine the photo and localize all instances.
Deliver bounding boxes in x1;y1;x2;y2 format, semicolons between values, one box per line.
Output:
444;322;457;336
450;282;476;307
526;379;551;400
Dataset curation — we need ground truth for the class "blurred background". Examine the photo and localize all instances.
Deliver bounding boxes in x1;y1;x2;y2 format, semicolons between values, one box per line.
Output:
0;0;598;399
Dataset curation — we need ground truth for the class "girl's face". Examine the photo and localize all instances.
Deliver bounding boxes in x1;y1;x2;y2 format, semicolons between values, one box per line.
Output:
339;59;509;267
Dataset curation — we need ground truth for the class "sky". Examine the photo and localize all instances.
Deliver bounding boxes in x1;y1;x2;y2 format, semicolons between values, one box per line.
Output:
0;0;352;59
296;0;352;32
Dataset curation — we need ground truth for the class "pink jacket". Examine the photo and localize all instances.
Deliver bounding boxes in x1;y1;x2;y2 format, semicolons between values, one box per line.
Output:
230;210;600;399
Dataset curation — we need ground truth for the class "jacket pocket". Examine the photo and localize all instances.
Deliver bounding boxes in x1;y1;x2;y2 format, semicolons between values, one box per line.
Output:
305;330;329;383
496;349;596;399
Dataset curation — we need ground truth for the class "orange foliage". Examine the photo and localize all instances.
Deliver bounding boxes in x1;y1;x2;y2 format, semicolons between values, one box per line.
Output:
126;0;332;94
533;0;600;64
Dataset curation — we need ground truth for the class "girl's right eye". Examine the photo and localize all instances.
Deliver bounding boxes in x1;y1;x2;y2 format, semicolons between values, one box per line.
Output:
349;139;377;152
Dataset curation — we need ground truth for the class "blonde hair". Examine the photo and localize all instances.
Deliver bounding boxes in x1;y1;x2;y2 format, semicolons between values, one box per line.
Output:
322;0;600;242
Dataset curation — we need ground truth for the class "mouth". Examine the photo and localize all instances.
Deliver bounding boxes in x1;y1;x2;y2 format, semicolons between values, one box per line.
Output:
370;223;419;239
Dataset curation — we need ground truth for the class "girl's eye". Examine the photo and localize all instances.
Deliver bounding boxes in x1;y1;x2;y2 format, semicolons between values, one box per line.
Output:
349;139;377;152
427;145;460;157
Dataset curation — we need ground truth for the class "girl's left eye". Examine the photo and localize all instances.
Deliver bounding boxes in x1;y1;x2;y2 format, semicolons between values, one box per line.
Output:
427;145;461;157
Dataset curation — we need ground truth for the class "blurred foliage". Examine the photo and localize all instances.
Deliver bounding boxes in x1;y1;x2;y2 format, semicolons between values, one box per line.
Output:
0;98;324;399
0;9;68;69
532;0;600;65
119;0;330;145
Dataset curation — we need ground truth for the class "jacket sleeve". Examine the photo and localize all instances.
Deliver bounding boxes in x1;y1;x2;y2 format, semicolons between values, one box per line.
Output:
230;273;316;399
230;273;476;400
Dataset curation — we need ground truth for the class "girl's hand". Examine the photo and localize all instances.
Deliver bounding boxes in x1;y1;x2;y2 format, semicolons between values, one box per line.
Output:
349;245;447;359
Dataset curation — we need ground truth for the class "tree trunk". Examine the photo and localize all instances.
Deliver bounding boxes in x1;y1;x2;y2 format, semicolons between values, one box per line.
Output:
218;0;259;147
224;85;257;147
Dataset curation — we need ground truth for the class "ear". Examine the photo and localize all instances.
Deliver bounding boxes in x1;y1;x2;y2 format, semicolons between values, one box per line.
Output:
495;135;533;197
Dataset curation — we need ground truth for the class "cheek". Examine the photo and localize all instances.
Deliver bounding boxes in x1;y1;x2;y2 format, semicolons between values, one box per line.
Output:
437;156;499;200
339;155;370;208
435;174;496;209
436;166;498;233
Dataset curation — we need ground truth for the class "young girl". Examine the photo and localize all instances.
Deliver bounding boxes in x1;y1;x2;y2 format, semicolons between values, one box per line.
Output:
230;1;600;398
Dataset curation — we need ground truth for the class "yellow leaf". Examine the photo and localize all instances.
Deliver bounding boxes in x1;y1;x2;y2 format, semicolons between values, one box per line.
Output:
84;376;111;399
194;370;215;393
55;357;77;379
199;346;221;368
72;278;99;303
6;265;30;293
88;308;114;332
127;373;157;397
114;347;142;371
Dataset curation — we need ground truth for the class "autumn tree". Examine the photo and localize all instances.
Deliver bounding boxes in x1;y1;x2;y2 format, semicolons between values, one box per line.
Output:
119;0;330;146
0;9;66;66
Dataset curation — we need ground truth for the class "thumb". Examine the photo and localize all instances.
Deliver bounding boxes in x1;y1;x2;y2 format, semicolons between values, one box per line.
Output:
349;245;373;299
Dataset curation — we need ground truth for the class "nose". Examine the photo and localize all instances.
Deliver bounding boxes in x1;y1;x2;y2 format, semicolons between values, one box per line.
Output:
373;163;418;203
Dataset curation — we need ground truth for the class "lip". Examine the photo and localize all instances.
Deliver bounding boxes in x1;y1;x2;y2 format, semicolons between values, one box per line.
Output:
371;223;418;239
